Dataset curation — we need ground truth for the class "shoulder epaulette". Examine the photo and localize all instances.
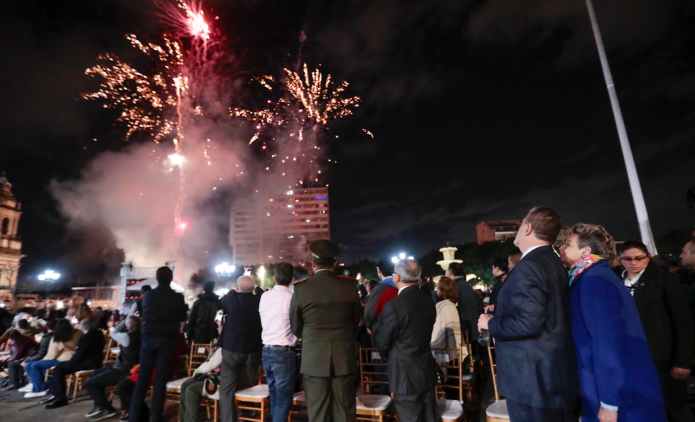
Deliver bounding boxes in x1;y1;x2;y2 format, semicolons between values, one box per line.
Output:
293;276;314;285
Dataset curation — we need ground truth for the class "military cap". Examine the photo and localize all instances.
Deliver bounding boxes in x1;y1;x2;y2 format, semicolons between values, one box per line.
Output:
309;239;341;260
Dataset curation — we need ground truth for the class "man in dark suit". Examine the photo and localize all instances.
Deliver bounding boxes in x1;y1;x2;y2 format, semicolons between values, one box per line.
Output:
219;274;263;422
374;259;440;422
290;240;361;422
478;207;579;422
129;266;188;422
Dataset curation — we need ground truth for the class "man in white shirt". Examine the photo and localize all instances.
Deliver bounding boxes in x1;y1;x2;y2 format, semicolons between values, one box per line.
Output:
259;262;298;422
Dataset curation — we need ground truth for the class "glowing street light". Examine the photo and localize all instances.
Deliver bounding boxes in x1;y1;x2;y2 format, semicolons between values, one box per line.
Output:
391;252;414;264
214;262;236;277
38;270;60;282
39;269;61;300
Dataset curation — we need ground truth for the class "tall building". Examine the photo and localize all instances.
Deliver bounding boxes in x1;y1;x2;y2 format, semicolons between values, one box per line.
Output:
0;175;23;305
230;187;331;265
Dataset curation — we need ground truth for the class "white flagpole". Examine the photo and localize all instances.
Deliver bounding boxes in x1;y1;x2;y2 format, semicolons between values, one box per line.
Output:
585;0;657;254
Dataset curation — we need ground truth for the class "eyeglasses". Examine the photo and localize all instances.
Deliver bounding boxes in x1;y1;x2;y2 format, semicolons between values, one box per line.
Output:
620;255;649;263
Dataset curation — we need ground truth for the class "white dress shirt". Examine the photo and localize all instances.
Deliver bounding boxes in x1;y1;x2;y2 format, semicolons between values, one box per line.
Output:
398;284;415;295
258;285;297;346
622;269;646;297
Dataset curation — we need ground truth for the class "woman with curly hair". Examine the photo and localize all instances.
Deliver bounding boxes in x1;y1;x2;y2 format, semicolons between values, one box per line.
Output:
559;223;665;422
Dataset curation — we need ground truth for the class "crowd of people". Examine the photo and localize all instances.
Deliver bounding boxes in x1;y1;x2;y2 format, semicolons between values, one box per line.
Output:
2;206;695;422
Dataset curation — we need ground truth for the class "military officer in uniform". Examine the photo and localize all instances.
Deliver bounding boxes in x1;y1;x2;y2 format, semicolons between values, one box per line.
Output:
290;240;361;422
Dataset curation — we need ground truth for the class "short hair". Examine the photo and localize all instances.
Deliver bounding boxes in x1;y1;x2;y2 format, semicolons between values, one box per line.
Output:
46;319;57;331
237;275;255;293
620;239;649;256
274;262;294;286
203;281;215;292
17;319;29;330
8;329;20;339
126;315;141;331
447;262;465;277
368;280;378;291
141;285;152;294
80;317;99;331
571;223;617;261
436;276;459;303
376;258;393;277
492;258;509;273
525;206;562;243
394;259;421;283
156;266;173;285
293;265;310;282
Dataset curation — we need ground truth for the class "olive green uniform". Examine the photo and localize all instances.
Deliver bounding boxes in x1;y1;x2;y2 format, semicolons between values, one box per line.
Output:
290;269;361;422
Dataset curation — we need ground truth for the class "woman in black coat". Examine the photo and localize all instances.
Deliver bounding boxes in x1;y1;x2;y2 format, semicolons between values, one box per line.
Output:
620;240;695;422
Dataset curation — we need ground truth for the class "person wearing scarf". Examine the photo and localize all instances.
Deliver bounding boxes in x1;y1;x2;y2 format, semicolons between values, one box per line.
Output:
560;223;665;422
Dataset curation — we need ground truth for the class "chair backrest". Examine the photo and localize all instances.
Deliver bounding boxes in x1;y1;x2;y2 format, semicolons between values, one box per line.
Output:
431;345;464;403
487;343;501;401
358;347;389;394
103;336;116;366
188;342;214;376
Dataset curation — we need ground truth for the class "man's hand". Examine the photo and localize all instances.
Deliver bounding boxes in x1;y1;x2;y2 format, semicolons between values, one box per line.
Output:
672;366;691;380
484;305;495;313
478;314;492;333
21;362;26;367
598;407;618;422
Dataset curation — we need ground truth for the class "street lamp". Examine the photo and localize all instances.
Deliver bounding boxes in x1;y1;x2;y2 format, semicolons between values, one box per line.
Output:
38;270;60;300
391;252;414;264
214;262;236;277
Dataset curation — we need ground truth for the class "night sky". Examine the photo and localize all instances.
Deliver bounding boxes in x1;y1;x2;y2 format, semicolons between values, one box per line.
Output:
1;0;694;286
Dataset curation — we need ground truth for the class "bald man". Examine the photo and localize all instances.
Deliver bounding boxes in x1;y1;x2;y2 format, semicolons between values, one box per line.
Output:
218;275;263;422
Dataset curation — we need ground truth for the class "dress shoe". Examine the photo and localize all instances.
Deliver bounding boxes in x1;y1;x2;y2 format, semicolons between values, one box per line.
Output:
119;412;128;422
2;384;16;391
45;398;68;409
39;395;56;405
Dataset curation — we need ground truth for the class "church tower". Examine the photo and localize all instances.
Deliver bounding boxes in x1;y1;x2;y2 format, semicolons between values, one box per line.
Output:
0;174;23;304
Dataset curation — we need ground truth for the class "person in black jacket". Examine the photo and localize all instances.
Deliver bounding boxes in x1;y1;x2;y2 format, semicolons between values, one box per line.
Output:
44;317;105;409
219;275;263;422
186;281;221;344
447;262;479;344
84;315;142;421
488;258;509;309
620;240;695;422
373;259;439;422
129;266;188;422
478;207;579;422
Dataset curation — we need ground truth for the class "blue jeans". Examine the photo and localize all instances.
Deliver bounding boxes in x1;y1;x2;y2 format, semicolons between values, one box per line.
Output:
25;359;59;392
129;337;176;422
262;346;296;422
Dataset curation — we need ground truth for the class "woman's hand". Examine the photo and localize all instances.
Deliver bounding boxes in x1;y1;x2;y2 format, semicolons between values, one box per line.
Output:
598;407;617;422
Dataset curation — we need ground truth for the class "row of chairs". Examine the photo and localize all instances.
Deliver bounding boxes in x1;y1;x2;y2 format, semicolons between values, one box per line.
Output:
169;341;471;422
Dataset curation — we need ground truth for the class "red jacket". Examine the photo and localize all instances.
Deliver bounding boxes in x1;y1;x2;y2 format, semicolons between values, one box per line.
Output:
8;335;39;363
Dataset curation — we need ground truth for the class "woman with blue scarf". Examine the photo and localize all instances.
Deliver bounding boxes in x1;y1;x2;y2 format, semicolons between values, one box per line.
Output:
559;223;665;422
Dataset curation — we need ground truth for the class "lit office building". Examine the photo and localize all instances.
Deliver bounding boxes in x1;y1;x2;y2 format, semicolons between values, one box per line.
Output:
230;187;330;265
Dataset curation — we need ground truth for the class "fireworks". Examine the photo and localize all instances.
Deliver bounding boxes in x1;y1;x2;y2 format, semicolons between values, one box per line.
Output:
156;0;212;41
82;33;185;144
231;64;362;145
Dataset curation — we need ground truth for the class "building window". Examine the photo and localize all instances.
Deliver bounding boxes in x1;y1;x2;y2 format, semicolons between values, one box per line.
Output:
1;218;8;235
